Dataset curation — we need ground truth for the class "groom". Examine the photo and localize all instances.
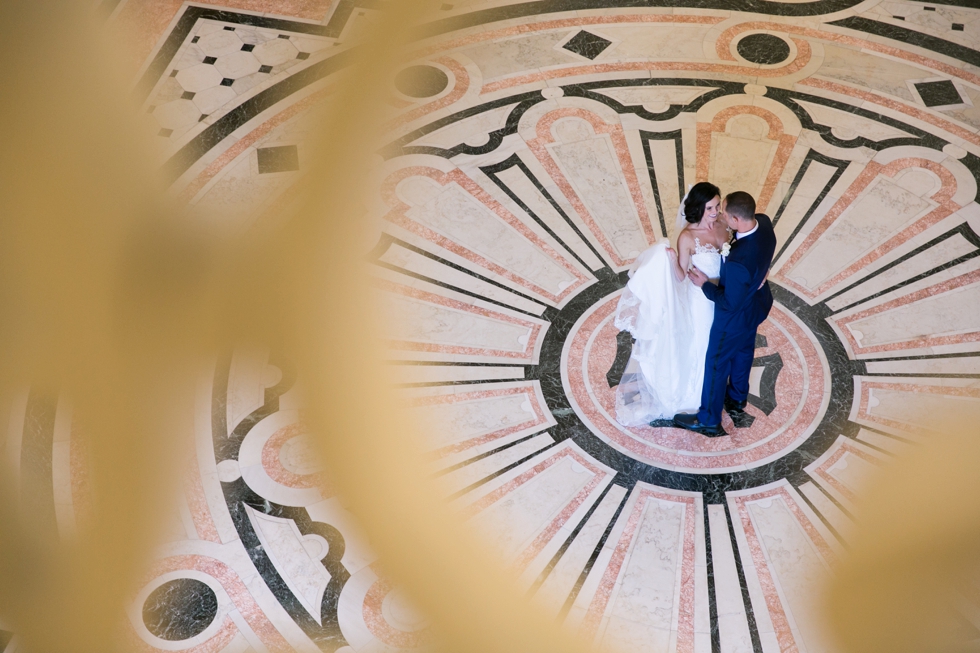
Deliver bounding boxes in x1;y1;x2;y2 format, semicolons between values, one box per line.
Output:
673;191;777;437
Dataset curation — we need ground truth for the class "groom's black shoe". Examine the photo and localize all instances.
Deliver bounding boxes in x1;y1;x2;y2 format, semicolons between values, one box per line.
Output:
672;413;726;437
724;397;747;413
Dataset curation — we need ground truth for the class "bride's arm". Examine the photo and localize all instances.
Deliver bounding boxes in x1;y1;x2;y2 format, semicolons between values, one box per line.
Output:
667;231;691;283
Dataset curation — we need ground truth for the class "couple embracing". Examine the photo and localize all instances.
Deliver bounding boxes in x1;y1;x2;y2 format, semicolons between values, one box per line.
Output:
613;183;777;437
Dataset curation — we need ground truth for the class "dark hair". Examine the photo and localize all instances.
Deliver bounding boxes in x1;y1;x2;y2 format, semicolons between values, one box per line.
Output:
724;191;756;221
683;182;721;224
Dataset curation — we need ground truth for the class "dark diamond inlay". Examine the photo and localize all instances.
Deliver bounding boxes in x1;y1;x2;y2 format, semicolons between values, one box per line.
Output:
562;30;612;60
219;77;234;86
278;34;290;39
259;64;273;73
915;79;963;107
198;114;208;122
169;69;179;77
191;35;200;43
736;33;791;65
143;579;218;641
256;145;300;174
296;52;310;60
157;128;173;137
924;5;935;9
203;56;217;64
952;23;964;31
181;91;195;100
394;65;450;98
223;26;235;31
241;43;255;52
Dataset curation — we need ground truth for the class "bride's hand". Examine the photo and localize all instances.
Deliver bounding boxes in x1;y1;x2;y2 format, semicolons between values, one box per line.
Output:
666;247;677;262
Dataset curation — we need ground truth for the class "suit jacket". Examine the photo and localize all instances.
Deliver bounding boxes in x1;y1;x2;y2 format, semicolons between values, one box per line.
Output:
700;213;777;334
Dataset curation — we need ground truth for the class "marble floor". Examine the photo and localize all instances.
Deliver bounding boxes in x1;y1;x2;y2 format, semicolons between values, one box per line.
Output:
5;0;980;651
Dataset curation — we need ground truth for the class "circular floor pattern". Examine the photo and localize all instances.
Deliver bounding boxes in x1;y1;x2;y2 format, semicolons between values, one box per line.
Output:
12;3;980;653
562;290;830;474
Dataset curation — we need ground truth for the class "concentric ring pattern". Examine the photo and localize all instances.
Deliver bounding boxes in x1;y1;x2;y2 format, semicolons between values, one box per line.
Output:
4;1;980;653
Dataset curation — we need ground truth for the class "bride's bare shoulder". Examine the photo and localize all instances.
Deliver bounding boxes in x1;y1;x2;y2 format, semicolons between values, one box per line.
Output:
675;227;696;249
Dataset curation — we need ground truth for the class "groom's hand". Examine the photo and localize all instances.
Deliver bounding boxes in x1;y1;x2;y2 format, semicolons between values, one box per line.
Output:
688;268;708;287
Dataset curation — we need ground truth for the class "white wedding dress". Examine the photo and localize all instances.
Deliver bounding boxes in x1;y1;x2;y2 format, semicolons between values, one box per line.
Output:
613;237;722;426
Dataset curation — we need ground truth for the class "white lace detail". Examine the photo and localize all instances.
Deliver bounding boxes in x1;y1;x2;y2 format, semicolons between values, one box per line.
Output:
693;237;719;255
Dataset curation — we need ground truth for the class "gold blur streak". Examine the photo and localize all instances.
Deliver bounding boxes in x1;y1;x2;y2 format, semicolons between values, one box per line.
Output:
0;1;596;652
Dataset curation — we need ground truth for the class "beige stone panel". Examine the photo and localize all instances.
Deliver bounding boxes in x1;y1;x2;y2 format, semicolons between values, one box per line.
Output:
815;43;926;103
533;484;629;617
469;454;596;562
600;25;715;62
868;386;980;430
493;163;606;270
403;181;578;295
787;173;936;291
592;86;719;112
772;159;840;257
846;281;980;347
549;131;649;259
384;293;532;352
413;104;515;149
825;232;978;311
411;391;538;452
825;449;879;498
793;99;917;141
645;138;685;241
378;242;548;315
865;356;980;376
747;496;833;653
708;116;778;205
597;498;686;653
439;433;555;495
460;32;574;81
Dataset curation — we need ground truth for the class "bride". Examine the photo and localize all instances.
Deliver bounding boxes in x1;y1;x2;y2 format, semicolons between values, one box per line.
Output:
613;182;730;426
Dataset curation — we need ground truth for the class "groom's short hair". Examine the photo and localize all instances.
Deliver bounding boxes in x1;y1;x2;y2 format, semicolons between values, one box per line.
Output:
725;192;756;221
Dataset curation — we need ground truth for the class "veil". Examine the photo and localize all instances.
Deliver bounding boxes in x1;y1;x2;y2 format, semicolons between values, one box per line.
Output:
675;184;692;236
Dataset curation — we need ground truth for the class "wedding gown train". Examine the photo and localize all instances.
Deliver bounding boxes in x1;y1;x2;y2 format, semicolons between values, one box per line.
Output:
613;238;722;426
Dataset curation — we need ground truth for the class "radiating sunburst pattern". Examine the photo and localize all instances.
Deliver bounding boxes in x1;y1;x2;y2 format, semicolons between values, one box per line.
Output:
4;0;980;652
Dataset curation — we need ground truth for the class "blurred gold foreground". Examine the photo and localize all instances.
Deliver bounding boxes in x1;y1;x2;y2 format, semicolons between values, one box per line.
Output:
0;2;975;652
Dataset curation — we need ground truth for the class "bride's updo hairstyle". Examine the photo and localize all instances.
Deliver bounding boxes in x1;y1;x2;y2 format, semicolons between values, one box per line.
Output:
683;182;721;224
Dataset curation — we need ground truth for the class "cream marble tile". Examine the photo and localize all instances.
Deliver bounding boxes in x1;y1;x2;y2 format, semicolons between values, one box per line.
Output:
533;484;628;618
855;428;914;455
707;505;754;653
863;380;980;433
864;355;980;376
438;432;555;495
825;232;979;312
844;278;980;349
386;363;525;385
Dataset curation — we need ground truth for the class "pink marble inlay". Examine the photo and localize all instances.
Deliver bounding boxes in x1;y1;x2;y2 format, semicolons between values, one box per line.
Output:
525;107;658;267
141;555;293;653
377;277;545;360
408;385;549;457
696;105;798;214
775;158;959;300
565;292;826;471
835;268;980;355
362;575;430;648
261;422;328;491
380;165;590;304
580;488;697;653
183;454;222;543
857;380;980;433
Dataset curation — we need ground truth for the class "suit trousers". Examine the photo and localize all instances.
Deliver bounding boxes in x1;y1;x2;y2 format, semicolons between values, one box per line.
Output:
697;327;757;426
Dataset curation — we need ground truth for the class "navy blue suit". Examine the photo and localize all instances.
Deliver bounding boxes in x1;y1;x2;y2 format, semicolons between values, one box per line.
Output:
696;214;777;426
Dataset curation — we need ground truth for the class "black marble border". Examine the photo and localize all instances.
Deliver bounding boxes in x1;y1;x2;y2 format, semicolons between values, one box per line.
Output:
211;355;350;652
829;16;980;69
